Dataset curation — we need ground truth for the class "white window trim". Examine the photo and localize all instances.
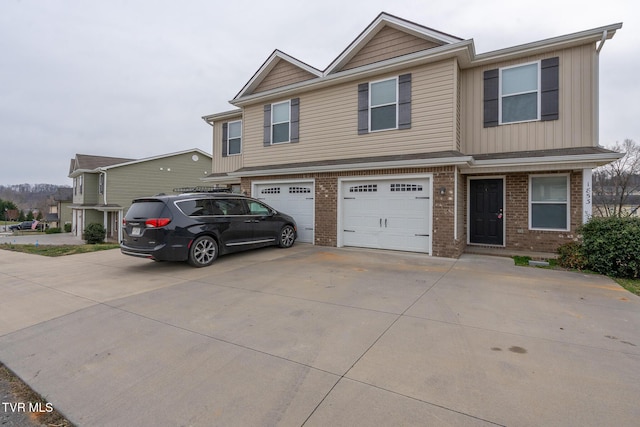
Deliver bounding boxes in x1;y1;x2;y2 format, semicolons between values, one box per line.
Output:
528;173;570;231
271;100;291;144
498;60;541;125
227;120;242;156
369;76;398;132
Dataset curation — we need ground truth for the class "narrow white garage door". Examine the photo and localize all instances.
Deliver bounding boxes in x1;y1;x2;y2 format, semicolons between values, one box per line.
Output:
341;178;431;253
254;182;314;243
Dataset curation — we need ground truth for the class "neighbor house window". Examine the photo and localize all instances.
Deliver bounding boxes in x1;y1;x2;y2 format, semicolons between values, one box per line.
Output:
272;100;291;143
227;120;242;155
529;175;569;230
500;62;540;124
370;77;398;131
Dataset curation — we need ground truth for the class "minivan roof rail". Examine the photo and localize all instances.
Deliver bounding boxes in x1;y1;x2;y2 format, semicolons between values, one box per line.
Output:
173;186;232;193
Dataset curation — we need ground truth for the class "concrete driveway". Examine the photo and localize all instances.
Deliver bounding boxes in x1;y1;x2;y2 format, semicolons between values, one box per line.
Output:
0;245;638;426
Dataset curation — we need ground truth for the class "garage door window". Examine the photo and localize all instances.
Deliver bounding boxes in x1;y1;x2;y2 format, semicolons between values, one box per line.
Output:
289;187;311;193
261;187;280;194
349;184;377;193
390;183;422;192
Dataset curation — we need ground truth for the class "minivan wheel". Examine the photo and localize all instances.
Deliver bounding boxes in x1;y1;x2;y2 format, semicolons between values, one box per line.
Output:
278;225;295;248
188;236;218;267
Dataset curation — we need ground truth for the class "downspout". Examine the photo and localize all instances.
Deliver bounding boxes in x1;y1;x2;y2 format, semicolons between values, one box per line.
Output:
596;30;608;54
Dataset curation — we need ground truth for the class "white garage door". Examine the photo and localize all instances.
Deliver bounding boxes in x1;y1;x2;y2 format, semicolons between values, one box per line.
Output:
254;181;314;243
341;177;431;253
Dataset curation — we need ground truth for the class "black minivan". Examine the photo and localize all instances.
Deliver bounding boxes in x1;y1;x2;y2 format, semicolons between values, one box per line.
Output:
120;193;297;267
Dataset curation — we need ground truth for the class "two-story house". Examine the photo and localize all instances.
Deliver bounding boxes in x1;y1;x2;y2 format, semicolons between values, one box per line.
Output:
68;149;212;242
202;12;622;258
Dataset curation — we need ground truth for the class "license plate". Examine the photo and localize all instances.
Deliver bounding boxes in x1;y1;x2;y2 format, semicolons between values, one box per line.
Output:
131;227;142;236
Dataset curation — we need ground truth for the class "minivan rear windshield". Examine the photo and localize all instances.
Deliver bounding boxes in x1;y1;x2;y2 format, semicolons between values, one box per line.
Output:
125;201;167;219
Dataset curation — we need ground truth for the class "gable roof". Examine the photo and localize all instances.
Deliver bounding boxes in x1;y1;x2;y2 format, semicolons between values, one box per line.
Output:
234;50;322;100
68;149;212;177
325;12;463;75
69;154;134;176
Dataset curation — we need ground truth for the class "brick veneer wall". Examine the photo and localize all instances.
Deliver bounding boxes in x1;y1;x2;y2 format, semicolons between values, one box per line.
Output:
241;166;462;258
464;171;582;253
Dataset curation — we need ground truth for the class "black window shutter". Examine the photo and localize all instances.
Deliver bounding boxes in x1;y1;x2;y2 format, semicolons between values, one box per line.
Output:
290;98;299;143
357;83;369;135
263;104;271;146
483;69;499;127
541;57;559;121
221;123;228;157
398;73;411;129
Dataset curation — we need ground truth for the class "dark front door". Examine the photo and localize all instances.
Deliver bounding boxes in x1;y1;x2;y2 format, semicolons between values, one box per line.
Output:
470;179;504;245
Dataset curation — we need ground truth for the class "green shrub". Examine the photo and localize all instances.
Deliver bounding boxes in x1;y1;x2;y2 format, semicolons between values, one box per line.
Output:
557;241;588;270
64;223;72;232
45;227;62;234
581;216;640;279
84;223;106;244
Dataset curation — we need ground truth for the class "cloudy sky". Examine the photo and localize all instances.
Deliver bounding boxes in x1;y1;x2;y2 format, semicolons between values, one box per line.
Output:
1;0;637;186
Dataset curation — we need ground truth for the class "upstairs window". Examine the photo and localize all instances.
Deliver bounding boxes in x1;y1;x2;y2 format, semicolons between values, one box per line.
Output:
222;120;242;157
263;98;300;146
272;100;291;143
483;57;559;127
500;62;539;124
227;120;242;155
370;77;397;131
358;74;411;134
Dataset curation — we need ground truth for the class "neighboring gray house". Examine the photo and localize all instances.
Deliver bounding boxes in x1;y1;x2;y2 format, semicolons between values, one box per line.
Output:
68;149;212;242
46;187;73;228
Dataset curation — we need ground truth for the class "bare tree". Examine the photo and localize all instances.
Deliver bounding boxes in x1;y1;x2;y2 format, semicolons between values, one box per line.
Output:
593;139;640;217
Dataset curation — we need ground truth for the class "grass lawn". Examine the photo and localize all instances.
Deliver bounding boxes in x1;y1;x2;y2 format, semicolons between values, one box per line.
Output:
0;243;120;256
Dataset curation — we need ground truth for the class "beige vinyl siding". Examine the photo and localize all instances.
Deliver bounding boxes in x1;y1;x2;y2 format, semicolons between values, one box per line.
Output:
460;44;597;154
342;26;442;71
253;60;318;94
212;119;244;173
243;60;457;168
105;152;211;211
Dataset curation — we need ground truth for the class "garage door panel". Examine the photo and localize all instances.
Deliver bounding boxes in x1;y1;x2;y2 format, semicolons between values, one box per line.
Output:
341;178;431;254
255;182;314;244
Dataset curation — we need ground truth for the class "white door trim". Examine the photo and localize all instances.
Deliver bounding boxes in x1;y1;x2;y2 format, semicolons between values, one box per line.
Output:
466;175;506;247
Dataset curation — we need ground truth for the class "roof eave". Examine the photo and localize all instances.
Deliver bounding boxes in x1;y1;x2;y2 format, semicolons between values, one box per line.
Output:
460;152;624;174
229;155;474;177
230;41;473;107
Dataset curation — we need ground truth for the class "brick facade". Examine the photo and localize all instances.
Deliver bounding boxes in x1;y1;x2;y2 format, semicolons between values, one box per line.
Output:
464;171;582;254
242;166;462;258
242;168;583;258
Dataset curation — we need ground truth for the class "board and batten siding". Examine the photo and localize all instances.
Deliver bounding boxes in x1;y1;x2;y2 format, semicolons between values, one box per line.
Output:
105;153;211;211
460;44;597;154
212;118;244;173
242;59;458;168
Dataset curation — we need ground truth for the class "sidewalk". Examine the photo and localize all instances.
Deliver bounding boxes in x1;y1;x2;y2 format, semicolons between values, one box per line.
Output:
0;232;84;246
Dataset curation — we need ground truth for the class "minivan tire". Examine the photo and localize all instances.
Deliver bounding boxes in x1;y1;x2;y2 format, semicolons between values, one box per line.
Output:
278;225;295;248
188;236;218;267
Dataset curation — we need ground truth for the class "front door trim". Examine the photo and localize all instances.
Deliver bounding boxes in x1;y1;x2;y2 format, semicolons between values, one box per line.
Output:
467;175;506;247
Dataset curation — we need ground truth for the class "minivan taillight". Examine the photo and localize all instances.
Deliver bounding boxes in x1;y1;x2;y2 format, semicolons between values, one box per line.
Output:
145;218;171;228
